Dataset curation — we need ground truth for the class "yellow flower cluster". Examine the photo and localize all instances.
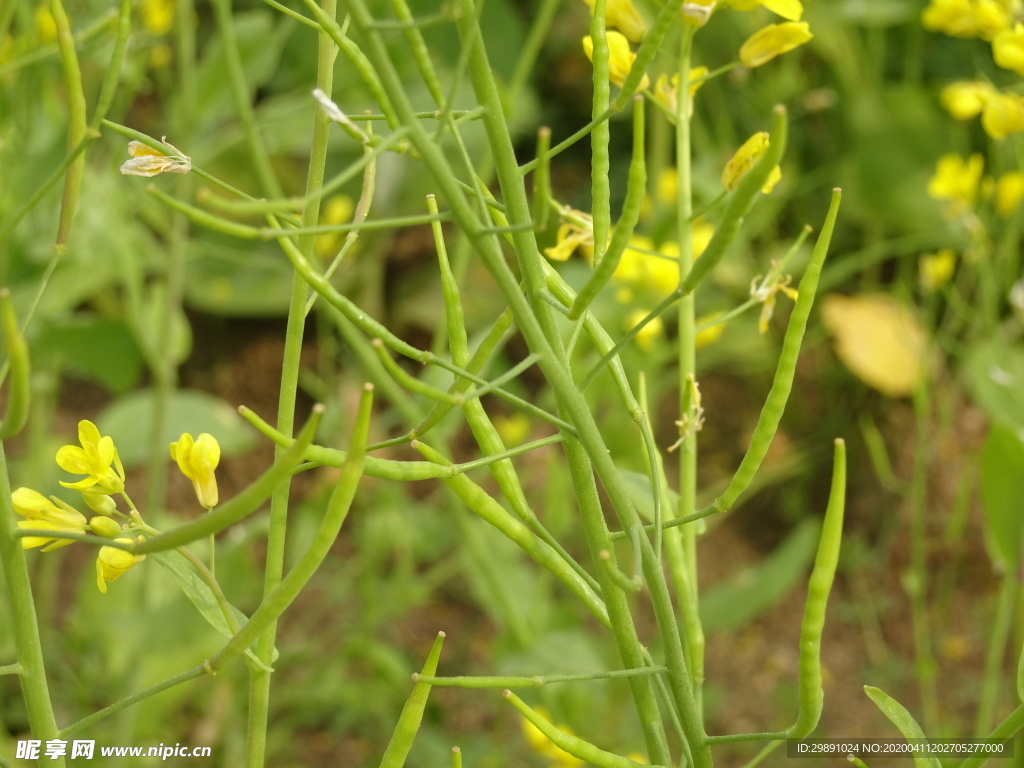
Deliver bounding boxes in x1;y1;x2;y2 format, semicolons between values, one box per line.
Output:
927;152;1024;217
10;420;222;593
922;0;1019;40
924;1;1024;138
579;0;811;92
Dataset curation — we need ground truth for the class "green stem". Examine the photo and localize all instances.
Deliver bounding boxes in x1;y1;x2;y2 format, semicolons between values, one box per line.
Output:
975;570;1017;734
0;444;63;767
246;2;336;763
671;26;703;710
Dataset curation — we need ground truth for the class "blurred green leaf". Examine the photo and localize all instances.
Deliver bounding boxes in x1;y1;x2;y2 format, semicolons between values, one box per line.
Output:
979;423;1024;569
185;241;294;316
150;550;272;670
863;686;941;768
963;341;1024;433
700;518;820;633
98;389;256;467
195;11;289;131
37;315;144;393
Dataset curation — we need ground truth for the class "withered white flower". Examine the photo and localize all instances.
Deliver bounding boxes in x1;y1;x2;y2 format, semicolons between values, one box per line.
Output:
119;138;192;177
312;88;370;144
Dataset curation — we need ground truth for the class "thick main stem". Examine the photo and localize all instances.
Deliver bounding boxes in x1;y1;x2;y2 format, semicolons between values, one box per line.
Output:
246;4;336;766
0;444;64;768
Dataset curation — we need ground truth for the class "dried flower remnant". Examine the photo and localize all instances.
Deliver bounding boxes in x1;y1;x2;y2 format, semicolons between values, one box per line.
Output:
119;138;192;177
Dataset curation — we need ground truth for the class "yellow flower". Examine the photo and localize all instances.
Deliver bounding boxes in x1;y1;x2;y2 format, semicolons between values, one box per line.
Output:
919;249;957;291
96;537;146;593
981;91;1024;138
724;0;804;20
583;31;650;90
976;0;1014;38
653;66;709;115
11;488;87;552
927;153;984;208
35;4;57;42
739;21;813;67
693;217;715;257
940;81;995;119
315;194;355;257
722;132;782;193
626;310;665;350
695;311;727;348
141;0;175;36
994;22;1024;73
615;236;680;298
996;171;1024;216
821;294;928;398
56;420;126;495
170;433;221;508
119;139;192;177
581;0;647;43
922;0;979;37
521;707;584;767
493;413;531;445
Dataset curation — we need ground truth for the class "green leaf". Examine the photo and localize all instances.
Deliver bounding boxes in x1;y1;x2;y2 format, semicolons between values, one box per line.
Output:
979;424;1024;569
963;341;1024;434
36;315;145;393
184;241;294;316
194;11;289;131
863;686;941;768
700;518;820;633
150;550;274;671
98;389;257;467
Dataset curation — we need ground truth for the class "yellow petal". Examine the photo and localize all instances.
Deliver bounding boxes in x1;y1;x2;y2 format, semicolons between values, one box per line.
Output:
739;21;813;67
821;294;928;398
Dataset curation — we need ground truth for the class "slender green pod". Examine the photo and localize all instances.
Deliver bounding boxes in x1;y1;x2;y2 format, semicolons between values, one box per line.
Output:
680;107;788;297
704;189;842;519
0;291;30;440
372;339;464;405
378;632;447;768
273;230;576;433
415;666;666;689
407;307;515;441
958;702;1024;768
569;97;646;321
413;441;610;627
533;128;553;233
89;0;132;128
503;690;662;768
610;0;686;110
389;0;445;105
588;0;611;268
51;0;88;252
862;687;941;768
207;386;372;672
238;406;450;480
132;408;323;554
789;438;846;738
148;185;265;238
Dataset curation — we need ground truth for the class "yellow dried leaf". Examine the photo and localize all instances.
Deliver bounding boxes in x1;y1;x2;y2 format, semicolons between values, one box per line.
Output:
821;294;928;398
